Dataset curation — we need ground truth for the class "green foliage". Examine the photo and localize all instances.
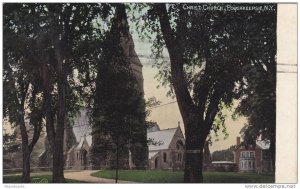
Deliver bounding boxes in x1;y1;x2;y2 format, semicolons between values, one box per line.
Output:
133;3;277;138
233;5;277;147
211;147;234;161
90;5;148;168
3;133;21;153
3;3;111;122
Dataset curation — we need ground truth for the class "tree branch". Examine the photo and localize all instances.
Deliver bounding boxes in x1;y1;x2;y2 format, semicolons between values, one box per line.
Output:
204;89;222;132
155;4;195;121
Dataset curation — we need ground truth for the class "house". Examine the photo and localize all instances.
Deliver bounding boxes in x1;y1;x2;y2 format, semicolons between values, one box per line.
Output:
233;137;273;173
147;125;185;170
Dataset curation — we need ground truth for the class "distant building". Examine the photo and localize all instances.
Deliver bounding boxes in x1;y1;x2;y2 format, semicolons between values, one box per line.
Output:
210;161;237;172
147;126;185;170
233;137;273;173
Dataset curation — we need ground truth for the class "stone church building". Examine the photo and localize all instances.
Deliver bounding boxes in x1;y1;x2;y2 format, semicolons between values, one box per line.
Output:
148;125;185;170
65;115;186;170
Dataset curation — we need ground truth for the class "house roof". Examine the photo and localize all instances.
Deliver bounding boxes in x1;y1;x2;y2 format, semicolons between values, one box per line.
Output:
234;139;270;151
147;127;178;151
256;140;270;150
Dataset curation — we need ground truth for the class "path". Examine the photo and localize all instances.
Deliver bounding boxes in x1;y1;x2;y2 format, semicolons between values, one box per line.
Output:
64;170;134;183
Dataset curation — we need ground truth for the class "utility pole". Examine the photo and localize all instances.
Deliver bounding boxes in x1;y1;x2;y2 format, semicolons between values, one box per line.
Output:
115;136;119;183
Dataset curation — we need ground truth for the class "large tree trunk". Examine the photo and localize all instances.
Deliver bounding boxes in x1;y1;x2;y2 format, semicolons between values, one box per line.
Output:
155;4;220;183
17;84;31;183
20;117;31;183
21;147;31;183
184;137;204;182
156;4;204;182
183;118;207;183
18;82;43;183
52;40;66;183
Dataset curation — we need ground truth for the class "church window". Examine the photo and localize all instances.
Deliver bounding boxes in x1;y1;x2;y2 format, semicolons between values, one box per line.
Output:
176;140;184;150
177;153;182;162
163;152;167;163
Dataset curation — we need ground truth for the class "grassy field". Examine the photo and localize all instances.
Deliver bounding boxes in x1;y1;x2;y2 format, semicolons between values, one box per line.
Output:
3;175;87;183
91;170;275;183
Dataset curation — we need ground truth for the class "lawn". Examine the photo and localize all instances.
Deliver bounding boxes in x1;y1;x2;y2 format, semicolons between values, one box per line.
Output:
91;170;275;183
3;175;87;183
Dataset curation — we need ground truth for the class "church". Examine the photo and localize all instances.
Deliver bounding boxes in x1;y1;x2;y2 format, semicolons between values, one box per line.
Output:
65;112;186;171
148;125;185;170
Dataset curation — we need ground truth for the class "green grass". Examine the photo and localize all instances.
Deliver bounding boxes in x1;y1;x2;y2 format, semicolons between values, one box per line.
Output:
3;175;87;183
91;170;275;183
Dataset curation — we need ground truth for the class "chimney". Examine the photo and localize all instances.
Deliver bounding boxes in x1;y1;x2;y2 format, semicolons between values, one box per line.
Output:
237;137;241;145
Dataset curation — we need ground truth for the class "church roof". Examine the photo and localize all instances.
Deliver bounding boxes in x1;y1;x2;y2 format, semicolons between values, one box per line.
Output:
147;127;178;151
76;135;92;149
86;135;92;146
149;151;158;159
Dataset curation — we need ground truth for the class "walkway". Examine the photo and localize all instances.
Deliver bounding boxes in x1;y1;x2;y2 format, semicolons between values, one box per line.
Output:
64;170;134;183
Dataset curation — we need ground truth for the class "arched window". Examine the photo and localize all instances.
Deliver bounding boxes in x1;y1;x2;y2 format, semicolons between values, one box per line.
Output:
176;140;184;150
155;157;159;169
163;152;167;163
177;153;182;162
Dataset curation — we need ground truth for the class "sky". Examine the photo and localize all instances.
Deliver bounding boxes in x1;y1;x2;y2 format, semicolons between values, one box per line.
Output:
132;34;247;152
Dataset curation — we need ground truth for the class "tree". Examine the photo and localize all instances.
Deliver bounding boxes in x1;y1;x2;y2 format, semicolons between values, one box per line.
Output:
3;3;105;182
3;37;43;183
234;5;277;171
91;4;148;170
137;3;276;182
211;147;234;162
3;4;45;182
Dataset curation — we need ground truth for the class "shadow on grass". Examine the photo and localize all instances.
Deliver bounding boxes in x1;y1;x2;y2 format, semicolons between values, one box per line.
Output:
3;175;87;183
91;170;275;183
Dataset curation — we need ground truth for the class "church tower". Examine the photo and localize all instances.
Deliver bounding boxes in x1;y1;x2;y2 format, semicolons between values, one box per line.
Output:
91;4;148;170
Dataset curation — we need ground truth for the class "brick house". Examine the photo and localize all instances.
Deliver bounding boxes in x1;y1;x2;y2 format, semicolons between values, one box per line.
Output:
148;126;185;170
233;137;273;173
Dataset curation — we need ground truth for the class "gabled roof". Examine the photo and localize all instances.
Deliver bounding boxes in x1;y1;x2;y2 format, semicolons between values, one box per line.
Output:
76;135;92;149
147;127;178;151
256;140;270;150
234;139;270;151
86;135;92;146
73;109;91;142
